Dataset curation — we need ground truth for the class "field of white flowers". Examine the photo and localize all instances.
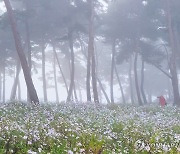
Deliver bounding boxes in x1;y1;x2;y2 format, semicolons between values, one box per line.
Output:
0;102;179;154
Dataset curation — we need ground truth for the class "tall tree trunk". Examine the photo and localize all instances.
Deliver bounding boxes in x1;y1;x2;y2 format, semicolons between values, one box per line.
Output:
86;3;92;102
77;82;82;102
66;32;75;102
134;51;143;106
0;72;2;101
115;65;126;104
3;64;5;103
140;60;148;104
25;15;32;102
18;78;21;101
73;83;78;101
10;61;21;100
110;39;115;103
90;0;99;104
97;78;111;104
129;56;135;104
3;0;39;104
166;0;180;106
42;42;47;102
53;50;59;103
53;45;69;94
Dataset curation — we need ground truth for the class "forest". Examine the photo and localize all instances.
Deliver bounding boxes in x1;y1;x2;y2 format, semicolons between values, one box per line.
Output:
0;0;180;153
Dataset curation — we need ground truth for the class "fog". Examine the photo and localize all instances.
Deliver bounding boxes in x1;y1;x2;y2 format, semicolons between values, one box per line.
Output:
0;0;180;153
0;0;180;105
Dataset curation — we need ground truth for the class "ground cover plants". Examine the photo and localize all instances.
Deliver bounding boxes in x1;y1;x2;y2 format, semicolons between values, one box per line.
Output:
0;102;179;154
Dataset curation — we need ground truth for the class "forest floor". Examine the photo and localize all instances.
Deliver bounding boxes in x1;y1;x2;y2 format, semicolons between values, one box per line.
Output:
0;102;180;154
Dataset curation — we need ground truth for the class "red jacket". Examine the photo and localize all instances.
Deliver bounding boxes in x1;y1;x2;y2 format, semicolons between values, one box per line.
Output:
158;96;166;107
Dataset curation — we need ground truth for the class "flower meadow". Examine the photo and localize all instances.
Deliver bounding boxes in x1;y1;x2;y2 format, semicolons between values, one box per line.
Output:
0;102;179;154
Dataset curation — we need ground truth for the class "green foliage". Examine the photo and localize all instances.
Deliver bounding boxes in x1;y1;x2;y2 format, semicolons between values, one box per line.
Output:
0;102;180;153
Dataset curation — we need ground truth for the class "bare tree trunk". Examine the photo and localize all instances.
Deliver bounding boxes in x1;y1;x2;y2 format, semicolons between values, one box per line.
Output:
90;0;99;104
53;50;59;103
97;78;111;104
77;82;82;102
86;2;92;102
25;16;32;102
42;42;48;102
10;61;21;100
53;45;69;94
0;72;2;101
18;78;21;101
4;0;39;104
73;83;78;101
140;60;148;104
3;64;5;103
166;0;180;106
115;65;126;104
110;39;115;103
66;32;75;102
129;56;135;104
134;51;143;106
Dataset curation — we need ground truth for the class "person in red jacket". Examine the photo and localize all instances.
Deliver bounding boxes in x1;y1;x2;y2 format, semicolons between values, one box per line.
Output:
157;95;167;107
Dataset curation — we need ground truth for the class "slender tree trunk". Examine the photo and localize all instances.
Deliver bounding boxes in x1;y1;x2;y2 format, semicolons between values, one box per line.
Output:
73;83;78;101
25;16;32;102
0;72;2;101
77;82;82;102
115;65;126;104
86;2;92;102
3;64;5;103
42;42;48;102
18;78;21;100
110;39;115;103
140;60;148;104
10;61;21;100
90;0;99;104
53;45;69;94
97;78;111;104
53;50;59;103
134;51;143;106
66;32;75;102
166;0;180;106
129;56;135;104
3;0;39;104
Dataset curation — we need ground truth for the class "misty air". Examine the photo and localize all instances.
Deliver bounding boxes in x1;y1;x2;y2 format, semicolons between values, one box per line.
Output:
0;0;180;153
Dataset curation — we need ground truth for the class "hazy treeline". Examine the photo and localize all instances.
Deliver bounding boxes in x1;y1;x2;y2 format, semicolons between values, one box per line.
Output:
0;0;180;106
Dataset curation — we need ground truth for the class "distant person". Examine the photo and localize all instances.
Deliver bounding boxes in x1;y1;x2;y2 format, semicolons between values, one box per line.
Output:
157;95;167;107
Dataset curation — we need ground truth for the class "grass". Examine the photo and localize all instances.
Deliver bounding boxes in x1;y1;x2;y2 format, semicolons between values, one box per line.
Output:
0;101;179;153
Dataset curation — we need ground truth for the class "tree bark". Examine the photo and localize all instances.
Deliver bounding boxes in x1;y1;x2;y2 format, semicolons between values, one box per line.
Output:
3;0;39;104
10;61;21;100
90;0;99;104
0;72;2;101
18;78;21;101
166;0;180;106
134;51;143;106
140;60;148;104
3;64;5;103
73;83;78;101
86;2;92;102
41;42;48;102
66;31;75;102
115;65;126;104
129;56;135;104
25;14;32;102
110;39;115;103
53;45;69;94
97;78;111;104
53;50;59;103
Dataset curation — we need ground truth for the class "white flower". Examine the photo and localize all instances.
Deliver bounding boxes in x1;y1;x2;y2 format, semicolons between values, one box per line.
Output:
67;150;73;154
